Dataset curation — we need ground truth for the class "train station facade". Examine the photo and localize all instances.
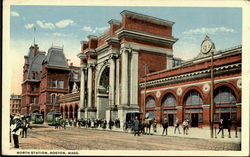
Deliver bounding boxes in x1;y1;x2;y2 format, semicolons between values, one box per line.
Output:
76;10;242;128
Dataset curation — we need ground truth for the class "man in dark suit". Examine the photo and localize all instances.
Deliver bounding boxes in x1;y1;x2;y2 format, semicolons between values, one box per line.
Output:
162;118;169;136
133;116;140;136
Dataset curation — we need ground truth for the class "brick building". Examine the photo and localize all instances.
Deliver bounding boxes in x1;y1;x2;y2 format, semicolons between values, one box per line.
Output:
74;10;241;128
21;44;80;120
10;94;21;115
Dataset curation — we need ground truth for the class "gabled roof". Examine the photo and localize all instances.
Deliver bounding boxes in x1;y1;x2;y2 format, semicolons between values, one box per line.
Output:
44;46;69;68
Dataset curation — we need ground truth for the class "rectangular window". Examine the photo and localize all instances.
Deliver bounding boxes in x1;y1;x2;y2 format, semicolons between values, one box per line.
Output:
58;81;64;89
51;80;57;88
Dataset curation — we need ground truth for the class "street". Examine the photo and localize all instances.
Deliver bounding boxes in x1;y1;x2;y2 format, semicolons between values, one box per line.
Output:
10;124;241;151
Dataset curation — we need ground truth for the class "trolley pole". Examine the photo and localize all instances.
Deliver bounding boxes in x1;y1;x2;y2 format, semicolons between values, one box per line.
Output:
144;64;148;119
210;51;214;138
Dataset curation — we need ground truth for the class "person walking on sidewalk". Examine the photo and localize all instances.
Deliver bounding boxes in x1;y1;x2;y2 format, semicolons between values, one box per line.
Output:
227;118;232;138
174;118;181;134
153;119;157;133
217;118;224;138
133;116;140;136
11;115;22;148
182;119;189;135
162;118;169;136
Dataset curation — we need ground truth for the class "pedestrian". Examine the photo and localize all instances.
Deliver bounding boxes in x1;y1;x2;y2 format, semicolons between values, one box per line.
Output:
153;119;157;133
217;118;224;138
10;115;14;143
174;118;181;134
182;119;189;135
22;118;31;138
162;118;169;136
103;120;107;129
11;115;22;148
133;116;140;136
227;118;232;138
109;119;113;130
117;118;120;128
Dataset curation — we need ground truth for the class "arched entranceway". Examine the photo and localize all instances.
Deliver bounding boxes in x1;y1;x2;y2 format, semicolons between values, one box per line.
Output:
161;93;177;126
60;106;64;118
184;90;203;127
145;96;156;120
74;105;79;120
65;106;68;119
69;105;73;120
96;66;110;120
214;85;237;124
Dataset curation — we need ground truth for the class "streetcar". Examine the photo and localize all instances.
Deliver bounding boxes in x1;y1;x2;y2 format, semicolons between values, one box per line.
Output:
30;113;44;124
46;111;62;126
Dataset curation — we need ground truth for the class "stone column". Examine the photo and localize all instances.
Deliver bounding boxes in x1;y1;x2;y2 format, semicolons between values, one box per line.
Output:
115;57;120;106
109;57;115;107
87;65;93;108
130;50;139;107
120;48;129;106
78;67;85;120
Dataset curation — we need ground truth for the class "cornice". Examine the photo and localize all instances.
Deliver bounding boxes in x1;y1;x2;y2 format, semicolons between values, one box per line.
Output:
116;28;178;46
120;10;175;27
140;63;241;88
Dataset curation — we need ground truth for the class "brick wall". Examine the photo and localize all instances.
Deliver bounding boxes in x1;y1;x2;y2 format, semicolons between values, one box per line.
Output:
138;51;167;78
122;17;172;37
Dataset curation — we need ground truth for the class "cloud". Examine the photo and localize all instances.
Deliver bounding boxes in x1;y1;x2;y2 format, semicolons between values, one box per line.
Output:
24;24;34;29
55;19;74;28
182;27;235;35
36;20;55;29
81;26;108;34
52;32;67;37
11;11;20;16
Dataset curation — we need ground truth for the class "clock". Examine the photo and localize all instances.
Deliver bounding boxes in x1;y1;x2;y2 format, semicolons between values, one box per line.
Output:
201;39;213;54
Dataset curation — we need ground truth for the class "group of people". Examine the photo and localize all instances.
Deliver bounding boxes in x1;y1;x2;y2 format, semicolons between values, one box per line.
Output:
75;118;121;130
10;114;31;148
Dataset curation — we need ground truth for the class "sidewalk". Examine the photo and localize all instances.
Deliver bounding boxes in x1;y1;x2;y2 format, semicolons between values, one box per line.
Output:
81;125;241;143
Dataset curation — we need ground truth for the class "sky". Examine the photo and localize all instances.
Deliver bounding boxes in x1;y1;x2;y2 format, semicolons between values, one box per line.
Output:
9;6;242;94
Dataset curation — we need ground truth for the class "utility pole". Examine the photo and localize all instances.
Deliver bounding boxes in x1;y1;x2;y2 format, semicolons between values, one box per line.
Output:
144;64;148;119
210;51;215;138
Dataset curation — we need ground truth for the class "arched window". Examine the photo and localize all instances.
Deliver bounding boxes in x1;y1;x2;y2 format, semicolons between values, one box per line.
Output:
185;90;203;106
162;93;176;107
145;96;156;108
214;86;236;105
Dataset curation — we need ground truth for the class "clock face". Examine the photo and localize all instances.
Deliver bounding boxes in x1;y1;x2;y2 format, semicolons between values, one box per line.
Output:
201;40;212;54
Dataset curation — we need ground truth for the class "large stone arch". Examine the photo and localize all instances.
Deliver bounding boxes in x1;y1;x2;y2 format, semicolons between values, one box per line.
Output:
95;64;110;120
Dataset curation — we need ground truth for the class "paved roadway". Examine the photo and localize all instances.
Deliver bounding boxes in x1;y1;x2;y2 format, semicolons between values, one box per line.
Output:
12;124;240;151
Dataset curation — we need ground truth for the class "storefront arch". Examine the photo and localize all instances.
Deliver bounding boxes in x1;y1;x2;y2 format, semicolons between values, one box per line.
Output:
213;85;238;123
183;89;204;127
161;92;177;126
145;96;156;120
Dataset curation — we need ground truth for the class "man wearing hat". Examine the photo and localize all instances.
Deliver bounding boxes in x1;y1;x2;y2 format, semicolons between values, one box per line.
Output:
11;115;22;148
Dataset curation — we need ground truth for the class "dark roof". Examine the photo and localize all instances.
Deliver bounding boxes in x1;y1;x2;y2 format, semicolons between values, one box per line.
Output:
27;52;46;79
44;47;69;68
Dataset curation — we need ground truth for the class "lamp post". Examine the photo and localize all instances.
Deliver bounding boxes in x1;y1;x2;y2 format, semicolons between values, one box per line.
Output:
210;51;215;138
200;36;215;138
144;64;148;120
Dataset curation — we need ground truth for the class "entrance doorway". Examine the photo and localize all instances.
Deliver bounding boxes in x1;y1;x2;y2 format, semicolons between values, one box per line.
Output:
191;113;199;127
221;113;230;128
168;114;174;126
